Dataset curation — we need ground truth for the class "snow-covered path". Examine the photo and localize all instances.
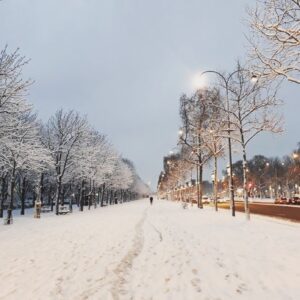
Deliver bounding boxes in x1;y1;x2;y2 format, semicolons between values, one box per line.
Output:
0;199;299;300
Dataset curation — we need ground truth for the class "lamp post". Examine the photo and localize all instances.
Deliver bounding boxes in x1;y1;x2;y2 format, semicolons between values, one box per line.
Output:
178;129;203;208
199;70;237;216
211;173;218;211
199;70;257;217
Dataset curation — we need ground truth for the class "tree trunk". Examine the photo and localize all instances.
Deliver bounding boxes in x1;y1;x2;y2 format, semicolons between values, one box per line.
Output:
20;177;26;215
40;173;44;205
55;176;62;215
6;161;16;225
196;164;200;207
106;189;109;205
80;180;85;211
49;186;54;211
0;175;7;218
109;190;113;205
92;180;96;209
34;174;43;219
242;145;250;220
214;155;218;212
96;187;100;207
101;184;105;207
197;134;203;209
69;184;73;213
198;162;203;209
61;185;66;206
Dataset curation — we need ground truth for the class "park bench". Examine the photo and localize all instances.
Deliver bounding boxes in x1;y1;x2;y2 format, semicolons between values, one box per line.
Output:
41;205;51;213
58;205;70;215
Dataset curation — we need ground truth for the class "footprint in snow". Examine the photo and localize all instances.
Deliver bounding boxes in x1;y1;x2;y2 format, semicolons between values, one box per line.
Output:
191;278;202;293
192;269;198;275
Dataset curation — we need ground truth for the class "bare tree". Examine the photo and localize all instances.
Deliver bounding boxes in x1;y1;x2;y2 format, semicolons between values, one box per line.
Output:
42;109;89;215
221;63;282;219
248;0;300;84
179;88;223;208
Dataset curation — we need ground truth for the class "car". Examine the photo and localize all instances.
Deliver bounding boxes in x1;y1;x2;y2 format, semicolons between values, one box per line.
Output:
217;197;227;203
288;196;300;205
202;196;211;204
275;197;288;204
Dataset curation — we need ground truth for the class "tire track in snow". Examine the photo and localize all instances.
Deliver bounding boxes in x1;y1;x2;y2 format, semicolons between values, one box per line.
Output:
111;208;147;300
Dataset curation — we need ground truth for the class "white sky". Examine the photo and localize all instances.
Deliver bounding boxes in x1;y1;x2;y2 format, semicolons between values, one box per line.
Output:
0;0;299;187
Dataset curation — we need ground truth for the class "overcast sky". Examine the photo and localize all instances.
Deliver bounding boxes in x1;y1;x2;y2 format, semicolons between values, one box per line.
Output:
1;0;299;188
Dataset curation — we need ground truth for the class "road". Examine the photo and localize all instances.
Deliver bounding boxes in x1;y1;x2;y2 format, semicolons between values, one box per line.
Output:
0;199;299;300
217;201;300;222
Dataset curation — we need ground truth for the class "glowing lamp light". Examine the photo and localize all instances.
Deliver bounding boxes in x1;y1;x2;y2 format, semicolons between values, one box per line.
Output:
251;74;258;83
237;188;243;196
192;73;207;90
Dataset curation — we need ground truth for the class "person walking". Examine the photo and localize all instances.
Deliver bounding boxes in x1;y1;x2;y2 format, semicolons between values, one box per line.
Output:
150;196;153;205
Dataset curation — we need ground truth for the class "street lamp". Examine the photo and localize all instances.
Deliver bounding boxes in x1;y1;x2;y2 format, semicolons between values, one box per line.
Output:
251;74;259;83
199;69;258;217
178;129;184;136
199;70;240;217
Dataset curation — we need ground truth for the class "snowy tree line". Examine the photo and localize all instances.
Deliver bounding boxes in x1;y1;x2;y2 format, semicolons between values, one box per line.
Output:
0;47;149;225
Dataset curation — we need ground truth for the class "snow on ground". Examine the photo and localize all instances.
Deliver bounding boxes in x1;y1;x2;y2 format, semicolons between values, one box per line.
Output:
0;199;299;300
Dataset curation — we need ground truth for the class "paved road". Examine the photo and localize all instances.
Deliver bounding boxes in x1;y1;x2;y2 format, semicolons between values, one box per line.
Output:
218;201;300;222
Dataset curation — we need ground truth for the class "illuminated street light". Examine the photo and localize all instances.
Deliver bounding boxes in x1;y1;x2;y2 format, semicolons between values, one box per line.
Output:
211;173;215;182
192;72;207;90
251;74;258;83
200;68;257;218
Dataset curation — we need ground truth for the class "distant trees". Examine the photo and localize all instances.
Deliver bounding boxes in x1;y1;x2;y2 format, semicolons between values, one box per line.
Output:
248;0;300;84
226;145;300;200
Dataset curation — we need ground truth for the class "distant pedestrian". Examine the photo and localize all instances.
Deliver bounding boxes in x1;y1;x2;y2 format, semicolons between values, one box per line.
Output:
150;196;153;205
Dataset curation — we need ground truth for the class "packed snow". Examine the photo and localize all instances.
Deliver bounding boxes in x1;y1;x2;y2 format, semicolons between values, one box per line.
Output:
0;199;299;300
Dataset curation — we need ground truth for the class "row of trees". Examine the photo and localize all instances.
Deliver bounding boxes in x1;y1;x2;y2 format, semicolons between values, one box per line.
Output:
158;0;300;219
0;46;149;225
229;147;300;200
157;64;282;219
